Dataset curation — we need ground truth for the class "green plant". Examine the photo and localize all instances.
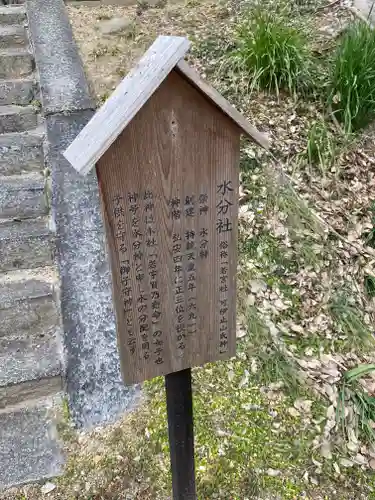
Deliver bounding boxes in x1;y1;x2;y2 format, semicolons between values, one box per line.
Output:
329;293;372;348
230;9;312;97
365;200;375;248
304;119;337;174
337;364;375;444
365;275;375;297
245;306;304;397
328;21;375;133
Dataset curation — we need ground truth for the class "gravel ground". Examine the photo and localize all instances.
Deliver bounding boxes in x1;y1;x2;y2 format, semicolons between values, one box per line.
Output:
67;0;224;101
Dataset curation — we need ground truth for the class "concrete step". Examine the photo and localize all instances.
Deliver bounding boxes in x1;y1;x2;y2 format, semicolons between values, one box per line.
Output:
0;217;54;271
0;269;58;338
0;329;61;387
0;330;61;387
0;127;44;175
0;25;26;49
0;397;64;489
0;269;61;390
0;78;35;105
0;376;61;409
0;5;26;25
0;172;47;218
0;105;37;133
0;48;33;79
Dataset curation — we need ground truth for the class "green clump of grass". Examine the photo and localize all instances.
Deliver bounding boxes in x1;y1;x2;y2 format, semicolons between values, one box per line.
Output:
328;21;375;133
365;200;375;248
329;293;373;349
365;275;375;297
337;364;375;445
230;9;312;97
304;119;337;174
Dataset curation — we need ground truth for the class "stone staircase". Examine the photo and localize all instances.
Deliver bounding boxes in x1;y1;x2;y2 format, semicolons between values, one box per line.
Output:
0;2;63;488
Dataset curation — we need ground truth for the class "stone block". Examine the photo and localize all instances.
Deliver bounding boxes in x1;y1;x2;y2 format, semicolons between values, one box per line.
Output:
0;6;26;25
0;49;33;79
0;272;57;337
0;376;62;409
0;25;27;49
0;398;63;489
0;331;61;387
0;217;53;271
0;127;44;175
0;172;47;218
0;105;37;134
0;78;35;106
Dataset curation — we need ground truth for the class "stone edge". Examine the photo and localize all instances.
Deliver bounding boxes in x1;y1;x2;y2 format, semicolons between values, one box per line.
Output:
26;0;139;429
26;0;94;115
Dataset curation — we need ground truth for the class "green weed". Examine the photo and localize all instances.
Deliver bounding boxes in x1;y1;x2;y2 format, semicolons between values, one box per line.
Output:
245;306;304;397
365;200;375;248
303;119;337;174
329;293;373;348
337;364;375;445
328;21;375;133
365;275;375;297
230;9;312;97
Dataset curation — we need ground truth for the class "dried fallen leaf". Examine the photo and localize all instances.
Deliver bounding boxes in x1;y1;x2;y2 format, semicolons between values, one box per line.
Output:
41;483;56;495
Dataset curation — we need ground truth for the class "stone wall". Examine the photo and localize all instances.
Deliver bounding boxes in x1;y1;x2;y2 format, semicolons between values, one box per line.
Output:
0;0;139;489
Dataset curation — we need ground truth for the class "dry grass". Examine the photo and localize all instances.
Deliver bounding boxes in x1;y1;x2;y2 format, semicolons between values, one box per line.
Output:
68;0;229;102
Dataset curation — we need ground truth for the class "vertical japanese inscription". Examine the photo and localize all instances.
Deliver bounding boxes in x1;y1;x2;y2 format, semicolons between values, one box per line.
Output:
112;190;166;367
216;180;234;354
144;190;164;366
113;195;136;357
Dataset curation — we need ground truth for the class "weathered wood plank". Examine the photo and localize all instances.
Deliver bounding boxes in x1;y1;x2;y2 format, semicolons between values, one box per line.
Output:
176;60;269;150
64;36;190;175
97;70;239;383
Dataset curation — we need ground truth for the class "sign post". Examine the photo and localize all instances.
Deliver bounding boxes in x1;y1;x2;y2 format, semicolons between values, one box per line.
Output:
166;369;196;499
63;35;268;499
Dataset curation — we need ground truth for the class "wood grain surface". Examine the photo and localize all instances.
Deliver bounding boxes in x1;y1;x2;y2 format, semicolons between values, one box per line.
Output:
176;60;269;150
97;70;240;384
64;36;190;175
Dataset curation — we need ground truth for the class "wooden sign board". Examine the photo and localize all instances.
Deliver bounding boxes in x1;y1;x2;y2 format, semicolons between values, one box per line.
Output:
63;36;268;384
98;70;239;383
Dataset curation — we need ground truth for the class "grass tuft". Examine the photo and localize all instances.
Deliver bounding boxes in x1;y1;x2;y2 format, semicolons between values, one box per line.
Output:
329;293;373;349
230;9;312;97
337;364;375;445
303;119;337;174
328;21;375;133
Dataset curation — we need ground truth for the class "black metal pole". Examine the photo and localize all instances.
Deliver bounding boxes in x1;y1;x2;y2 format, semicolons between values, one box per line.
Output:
165;368;197;500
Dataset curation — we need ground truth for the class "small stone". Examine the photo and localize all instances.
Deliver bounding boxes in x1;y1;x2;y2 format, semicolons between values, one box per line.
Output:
326;405;335;419
266;468;281;477
354;453;367;465
287;407;300;418
249;279;267;294
340;458;354;468
236;323;247;338
245;294;255;306
274;298;287;310
369;458;375;470
320;441;332;459
294;399;313;413
41;482;56;494
97;17;135;35
347;441;359;453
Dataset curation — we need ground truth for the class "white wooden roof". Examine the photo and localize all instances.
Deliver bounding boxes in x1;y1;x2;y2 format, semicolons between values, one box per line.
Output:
63;35;269;176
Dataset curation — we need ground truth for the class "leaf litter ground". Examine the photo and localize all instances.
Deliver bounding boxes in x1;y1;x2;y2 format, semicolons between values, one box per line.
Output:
5;0;375;498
